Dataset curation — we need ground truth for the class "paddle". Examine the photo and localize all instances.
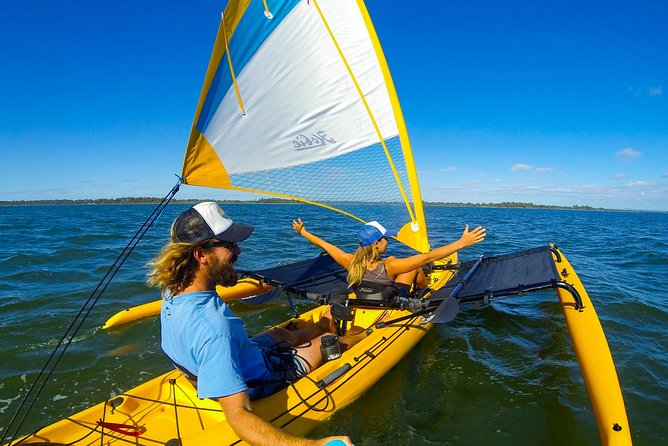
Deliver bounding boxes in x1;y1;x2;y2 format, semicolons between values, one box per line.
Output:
375;254;484;327
427;296;460;323
423;254;483;323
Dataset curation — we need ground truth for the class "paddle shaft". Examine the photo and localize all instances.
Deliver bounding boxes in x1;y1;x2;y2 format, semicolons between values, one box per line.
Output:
375;306;434;328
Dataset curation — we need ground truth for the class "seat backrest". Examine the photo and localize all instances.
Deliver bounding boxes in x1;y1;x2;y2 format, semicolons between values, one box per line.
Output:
353;280;398;302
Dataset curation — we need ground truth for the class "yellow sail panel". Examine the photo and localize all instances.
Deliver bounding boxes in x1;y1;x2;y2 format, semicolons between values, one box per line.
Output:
397;221;430;254
182;131;232;188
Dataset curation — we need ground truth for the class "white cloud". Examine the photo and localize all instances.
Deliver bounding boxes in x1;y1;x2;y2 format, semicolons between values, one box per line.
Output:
511;163;533;172
82;179;109;186
615;148;641;158
649;85;663;96
612;173;628;180
534;167;552;174
628;85;664;97
439;166;457;173
625;181;658;188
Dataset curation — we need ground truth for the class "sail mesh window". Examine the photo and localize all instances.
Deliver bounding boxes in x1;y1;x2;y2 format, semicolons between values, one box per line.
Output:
230;136;414;222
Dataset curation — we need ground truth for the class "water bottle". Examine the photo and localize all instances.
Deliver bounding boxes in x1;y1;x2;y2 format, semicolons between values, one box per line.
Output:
320;335;341;362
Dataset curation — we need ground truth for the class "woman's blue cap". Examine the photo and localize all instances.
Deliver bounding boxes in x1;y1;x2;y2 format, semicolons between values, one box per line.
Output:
357;221;397;246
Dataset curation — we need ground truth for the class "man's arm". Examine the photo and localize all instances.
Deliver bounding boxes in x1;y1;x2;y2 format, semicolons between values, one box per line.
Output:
219;391;352;446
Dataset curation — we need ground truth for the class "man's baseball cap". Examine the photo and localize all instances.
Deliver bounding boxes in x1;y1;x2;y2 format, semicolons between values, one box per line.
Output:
357;221;397;247
170;202;253;244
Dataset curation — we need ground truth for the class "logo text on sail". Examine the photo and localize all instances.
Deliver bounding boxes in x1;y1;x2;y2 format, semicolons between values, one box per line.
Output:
293;131;336;151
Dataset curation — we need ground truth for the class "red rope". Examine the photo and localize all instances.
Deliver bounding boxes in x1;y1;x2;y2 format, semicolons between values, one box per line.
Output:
97;420;143;437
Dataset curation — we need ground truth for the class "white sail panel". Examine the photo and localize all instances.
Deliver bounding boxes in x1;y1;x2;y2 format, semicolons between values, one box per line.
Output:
202;0;398;174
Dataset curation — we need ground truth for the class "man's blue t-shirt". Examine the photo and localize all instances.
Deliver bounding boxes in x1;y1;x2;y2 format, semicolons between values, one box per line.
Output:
161;290;272;399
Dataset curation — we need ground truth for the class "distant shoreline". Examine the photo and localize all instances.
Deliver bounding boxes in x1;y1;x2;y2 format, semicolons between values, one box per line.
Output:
0;197;622;211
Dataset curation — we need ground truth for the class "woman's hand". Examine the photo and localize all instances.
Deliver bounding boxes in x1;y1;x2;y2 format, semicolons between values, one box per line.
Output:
292;218;305;235
460;224;486;247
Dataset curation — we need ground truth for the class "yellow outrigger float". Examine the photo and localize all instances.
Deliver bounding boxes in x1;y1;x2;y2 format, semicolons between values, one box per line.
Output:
2;0;631;444
554;249;631;445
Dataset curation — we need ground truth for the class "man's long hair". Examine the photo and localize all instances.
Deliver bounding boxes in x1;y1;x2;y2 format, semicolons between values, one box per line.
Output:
347;244;383;286
147;242;199;297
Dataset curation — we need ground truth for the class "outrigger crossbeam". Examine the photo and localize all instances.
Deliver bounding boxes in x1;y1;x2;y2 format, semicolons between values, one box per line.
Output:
240;246;584;323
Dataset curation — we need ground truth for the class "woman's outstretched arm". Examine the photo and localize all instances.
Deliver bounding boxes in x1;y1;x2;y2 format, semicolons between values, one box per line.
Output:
385;225;486;276
292;218;354;269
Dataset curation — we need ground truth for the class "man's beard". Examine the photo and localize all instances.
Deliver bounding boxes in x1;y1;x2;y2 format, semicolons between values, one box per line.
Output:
207;255;238;287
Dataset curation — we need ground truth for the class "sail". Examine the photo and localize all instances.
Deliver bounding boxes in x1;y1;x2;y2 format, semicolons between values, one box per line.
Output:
182;0;429;252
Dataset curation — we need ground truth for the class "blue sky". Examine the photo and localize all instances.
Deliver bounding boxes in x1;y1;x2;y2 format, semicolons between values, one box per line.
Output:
1;0;666;211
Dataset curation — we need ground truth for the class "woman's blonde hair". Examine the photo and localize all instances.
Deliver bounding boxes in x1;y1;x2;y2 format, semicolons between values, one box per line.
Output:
347;244;383;286
147;242;199;297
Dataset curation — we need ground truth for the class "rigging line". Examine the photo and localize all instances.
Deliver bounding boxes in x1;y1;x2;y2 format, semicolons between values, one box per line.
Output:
221;12;247;117
226;185;368;224
287;375;332;413
99;398;108;446
32;417;146;446
311;0;416;224
1;180;181;446
170;379;183;443
114;391;223;412
14;417;103;446
262;0;273;18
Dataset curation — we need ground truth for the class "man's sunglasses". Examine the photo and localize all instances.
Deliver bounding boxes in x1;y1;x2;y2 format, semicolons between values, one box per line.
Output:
204;239;238;250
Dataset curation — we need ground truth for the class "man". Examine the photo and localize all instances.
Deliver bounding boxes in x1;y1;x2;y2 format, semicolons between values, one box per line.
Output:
148;202;352;446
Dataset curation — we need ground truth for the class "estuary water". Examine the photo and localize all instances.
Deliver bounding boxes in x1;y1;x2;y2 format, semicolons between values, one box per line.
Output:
0;204;666;445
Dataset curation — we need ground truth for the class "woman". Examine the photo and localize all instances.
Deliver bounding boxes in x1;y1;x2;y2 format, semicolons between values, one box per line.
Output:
292;218;486;292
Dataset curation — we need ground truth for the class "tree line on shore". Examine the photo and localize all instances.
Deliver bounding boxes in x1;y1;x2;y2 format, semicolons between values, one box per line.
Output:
0;197;604;210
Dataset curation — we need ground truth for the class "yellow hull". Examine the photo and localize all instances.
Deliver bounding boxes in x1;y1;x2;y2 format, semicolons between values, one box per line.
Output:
16;305;431;445
553;246;631;445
